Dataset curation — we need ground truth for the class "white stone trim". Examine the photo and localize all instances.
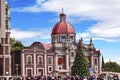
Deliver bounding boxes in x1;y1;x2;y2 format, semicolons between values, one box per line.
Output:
44;52;47;75
66;54;69;71
21;52;25;76
34;52;36;75
91;55;94;69
55;54;58;69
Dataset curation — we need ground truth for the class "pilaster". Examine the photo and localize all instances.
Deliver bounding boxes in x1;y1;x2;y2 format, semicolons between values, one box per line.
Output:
44;50;47;75
34;51;36;76
55;53;58;69
66;53;69;71
21;51;25;76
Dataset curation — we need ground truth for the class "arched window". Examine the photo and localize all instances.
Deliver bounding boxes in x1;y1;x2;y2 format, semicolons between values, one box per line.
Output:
61;36;65;43
48;57;52;65
38;56;43;64
27;56;32;64
70;36;73;42
71;52;74;57
94;58;97;65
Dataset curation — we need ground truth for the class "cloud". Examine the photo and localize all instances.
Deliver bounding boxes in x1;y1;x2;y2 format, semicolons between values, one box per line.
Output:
104;55;120;65
11;28;51;40
11;0;120;42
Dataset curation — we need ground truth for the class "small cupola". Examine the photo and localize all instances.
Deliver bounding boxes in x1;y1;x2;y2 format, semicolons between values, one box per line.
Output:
60;9;66;22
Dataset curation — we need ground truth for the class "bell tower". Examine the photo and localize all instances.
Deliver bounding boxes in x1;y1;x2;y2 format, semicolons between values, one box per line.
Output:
0;0;11;78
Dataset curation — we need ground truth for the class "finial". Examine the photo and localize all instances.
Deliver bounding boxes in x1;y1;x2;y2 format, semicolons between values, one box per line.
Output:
60;8;66;22
78;38;83;47
90;38;92;44
80;38;83;42
62;8;64;13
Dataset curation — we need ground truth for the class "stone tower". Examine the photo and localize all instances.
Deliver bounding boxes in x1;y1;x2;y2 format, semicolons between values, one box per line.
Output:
0;0;11;78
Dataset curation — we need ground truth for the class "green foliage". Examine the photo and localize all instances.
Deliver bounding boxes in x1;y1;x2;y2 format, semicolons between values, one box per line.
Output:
102;55;105;68
10;38;24;51
102;61;120;72
101;55;105;71
71;45;88;77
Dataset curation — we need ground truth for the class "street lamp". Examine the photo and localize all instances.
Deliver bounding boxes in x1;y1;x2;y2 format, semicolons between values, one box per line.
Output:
15;64;19;77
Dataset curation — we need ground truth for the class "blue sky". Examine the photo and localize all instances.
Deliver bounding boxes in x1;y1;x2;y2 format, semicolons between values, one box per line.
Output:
7;0;120;64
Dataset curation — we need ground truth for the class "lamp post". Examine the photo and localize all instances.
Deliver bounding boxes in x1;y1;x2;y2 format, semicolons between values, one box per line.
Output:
15;64;19;77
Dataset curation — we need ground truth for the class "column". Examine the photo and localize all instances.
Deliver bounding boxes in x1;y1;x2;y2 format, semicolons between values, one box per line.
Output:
44;50;47;75
66;52;69;71
34;51;36;76
91;50;94;69
21;51;25;76
55;53;58;69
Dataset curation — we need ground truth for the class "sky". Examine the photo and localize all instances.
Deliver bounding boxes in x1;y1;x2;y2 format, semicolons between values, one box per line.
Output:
7;0;120;64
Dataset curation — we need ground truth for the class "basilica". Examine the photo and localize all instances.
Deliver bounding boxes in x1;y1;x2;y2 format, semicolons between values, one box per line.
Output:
21;11;101;77
0;0;101;79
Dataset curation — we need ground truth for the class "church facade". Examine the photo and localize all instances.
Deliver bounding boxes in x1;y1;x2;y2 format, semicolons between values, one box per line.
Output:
21;11;101;77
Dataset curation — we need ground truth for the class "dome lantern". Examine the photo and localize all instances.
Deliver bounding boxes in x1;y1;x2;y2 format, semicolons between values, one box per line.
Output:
60;8;66;22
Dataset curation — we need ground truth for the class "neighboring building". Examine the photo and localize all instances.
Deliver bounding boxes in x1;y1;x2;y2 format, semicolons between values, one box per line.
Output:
11;51;22;76
21;11;101;77
0;0;11;79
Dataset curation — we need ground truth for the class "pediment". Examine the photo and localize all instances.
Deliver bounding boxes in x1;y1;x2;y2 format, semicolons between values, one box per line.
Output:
30;42;45;52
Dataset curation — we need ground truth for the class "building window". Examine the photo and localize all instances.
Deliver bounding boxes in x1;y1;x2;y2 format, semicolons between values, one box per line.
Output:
70;36;73;42
5;8;8;15
71;52;74;57
48;57;52;65
49;67;52;71
27;56;32;64
6;20;8;28
27;69;32;77
59;66;62;70
38;56;43;64
38;69;43;76
61;36;65;43
95;66;98;72
94;58;97;65
48;66;53;73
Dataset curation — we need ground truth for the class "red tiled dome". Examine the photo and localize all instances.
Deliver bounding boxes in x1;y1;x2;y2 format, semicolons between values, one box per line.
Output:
51;12;75;35
52;21;75;34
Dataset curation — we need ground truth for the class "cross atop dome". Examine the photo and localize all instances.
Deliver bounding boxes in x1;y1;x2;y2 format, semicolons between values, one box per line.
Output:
60;8;66;22
62;8;64;13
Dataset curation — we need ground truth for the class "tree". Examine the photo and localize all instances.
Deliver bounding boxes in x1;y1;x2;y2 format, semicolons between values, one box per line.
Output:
103;61;120;72
102;55;105;70
71;40;88;77
10;38;24;51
